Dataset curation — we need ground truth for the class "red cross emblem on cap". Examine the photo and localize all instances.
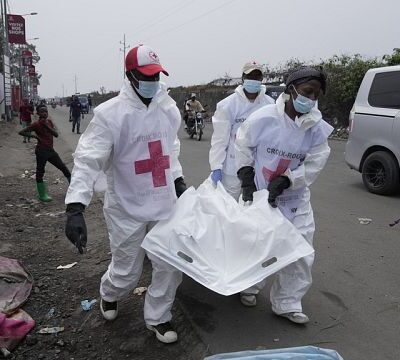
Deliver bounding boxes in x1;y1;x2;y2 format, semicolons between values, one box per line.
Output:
134;140;170;187
148;51;159;62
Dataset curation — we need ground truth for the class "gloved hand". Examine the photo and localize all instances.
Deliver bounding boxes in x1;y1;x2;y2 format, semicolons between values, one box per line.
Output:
211;169;222;184
267;176;290;208
65;202;87;254
174;177;187;198
237;166;257;202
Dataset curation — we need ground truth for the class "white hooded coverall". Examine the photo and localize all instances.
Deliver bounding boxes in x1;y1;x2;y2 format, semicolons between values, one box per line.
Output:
65;80;183;326
209;85;274;200
235;93;333;314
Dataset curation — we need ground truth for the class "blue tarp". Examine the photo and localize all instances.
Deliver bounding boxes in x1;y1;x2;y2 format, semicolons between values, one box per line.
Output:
204;346;344;360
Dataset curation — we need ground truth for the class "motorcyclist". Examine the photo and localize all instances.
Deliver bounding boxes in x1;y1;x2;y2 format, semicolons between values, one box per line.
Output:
209;61;274;199
185;93;204;129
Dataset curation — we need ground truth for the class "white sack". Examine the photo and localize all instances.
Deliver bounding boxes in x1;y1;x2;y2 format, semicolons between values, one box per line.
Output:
141;180;314;296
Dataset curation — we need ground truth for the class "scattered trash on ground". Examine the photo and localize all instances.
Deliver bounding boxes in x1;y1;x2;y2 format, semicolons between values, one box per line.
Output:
389;217;400;227
358;218;372;225
44;308;55;320
133;287;147;296
35;211;65;218
81;299;97;311
37;326;64;335
56;262;77;270
0;257;35;354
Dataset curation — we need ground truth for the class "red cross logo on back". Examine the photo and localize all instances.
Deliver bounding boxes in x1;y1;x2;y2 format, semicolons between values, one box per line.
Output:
262;159;291;182
134;140;170;187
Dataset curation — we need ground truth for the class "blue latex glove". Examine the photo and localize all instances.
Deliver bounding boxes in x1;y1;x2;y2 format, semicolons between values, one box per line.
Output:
211;169;222;184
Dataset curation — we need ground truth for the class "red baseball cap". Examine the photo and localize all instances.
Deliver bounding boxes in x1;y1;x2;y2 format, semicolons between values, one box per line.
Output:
125;44;169;76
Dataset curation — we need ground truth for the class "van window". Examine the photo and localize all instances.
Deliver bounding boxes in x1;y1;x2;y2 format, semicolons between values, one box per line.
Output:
368;71;400;109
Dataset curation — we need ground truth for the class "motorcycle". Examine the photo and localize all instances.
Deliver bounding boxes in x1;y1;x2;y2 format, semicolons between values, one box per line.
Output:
51;103;57;109
186;110;205;141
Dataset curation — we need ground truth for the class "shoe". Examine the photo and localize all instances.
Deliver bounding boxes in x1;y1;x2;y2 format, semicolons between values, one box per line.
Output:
36;182;52;202
77;131;81;134
23;139;27;143
100;299;118;321
277;312;309;324
184;125;187;130
240;293;257;307
147;322;178;344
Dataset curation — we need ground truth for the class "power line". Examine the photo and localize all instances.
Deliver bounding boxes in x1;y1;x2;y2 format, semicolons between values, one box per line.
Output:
144;0;238;42
132;0;196;37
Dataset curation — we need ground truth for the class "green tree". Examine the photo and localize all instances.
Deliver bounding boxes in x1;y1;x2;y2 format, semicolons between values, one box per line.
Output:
383;48;400;66
320;54;383;126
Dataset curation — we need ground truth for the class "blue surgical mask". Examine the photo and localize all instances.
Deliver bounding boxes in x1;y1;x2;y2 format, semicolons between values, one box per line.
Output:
292;86;316;114
131;73;160;98
243;79;262;94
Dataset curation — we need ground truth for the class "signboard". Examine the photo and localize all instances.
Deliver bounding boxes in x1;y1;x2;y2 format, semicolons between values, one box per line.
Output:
22;49;32;66
28;65;36;77
7;15;26;44
4;56;11;105
33;84;38;97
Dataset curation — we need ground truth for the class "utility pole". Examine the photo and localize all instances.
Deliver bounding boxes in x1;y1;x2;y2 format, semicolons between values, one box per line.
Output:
74;74;77;94
119;34;130;78
1;0;11;121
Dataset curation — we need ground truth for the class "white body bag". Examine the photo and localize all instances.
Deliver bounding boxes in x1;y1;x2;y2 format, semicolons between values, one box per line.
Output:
141;180;314;296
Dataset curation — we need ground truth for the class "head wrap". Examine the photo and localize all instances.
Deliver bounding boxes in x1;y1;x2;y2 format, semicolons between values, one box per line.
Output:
285;66;327;94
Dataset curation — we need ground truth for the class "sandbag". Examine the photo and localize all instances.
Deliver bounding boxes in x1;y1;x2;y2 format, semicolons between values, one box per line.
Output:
142;180;314;296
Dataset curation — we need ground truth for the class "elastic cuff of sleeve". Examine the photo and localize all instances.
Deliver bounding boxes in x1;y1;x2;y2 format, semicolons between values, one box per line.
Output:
66;202;86;214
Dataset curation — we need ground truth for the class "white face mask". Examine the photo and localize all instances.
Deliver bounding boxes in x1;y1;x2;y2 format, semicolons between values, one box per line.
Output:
131;72;160;98
243;79;262;93
292;86;316;113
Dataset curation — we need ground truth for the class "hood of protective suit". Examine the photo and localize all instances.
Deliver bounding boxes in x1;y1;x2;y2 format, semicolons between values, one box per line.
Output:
235;84;267;103
142;180;314;296
276;93;322;131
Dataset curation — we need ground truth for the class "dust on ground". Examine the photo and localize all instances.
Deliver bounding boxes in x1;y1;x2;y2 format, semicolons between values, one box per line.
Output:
0;120;208;360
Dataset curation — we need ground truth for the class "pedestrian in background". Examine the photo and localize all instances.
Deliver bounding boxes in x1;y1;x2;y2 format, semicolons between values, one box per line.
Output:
19;99;33;143
69;96;82;134
19;104;71;202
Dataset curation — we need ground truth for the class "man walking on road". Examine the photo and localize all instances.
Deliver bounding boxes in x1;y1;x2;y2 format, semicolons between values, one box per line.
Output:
65;44;187;344
69;96;82;134
19;104;71;202
209;61;274;200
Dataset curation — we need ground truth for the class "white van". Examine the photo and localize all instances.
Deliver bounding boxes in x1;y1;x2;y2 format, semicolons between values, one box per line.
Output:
345;65;400;195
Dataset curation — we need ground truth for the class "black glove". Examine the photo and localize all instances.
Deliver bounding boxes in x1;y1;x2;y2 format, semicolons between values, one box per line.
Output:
65;203;87;254
237;166;257;202
267;176;290;208
174;177;187;198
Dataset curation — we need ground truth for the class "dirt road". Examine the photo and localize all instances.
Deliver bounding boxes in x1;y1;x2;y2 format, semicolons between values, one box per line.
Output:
0;116;208;360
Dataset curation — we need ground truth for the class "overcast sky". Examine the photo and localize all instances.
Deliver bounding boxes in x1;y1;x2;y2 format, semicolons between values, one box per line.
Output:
9;0;400;98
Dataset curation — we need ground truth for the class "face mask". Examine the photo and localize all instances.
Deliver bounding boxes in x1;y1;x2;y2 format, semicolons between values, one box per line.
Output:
292;86;316;114
131;73;160;98
243;79;262;94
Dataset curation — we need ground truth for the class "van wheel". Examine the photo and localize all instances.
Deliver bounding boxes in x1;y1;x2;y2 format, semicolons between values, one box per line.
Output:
362;151;400;195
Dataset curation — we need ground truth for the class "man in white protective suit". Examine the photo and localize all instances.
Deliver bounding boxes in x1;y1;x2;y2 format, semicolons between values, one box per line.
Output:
235;67;333;323
209;61;274;199
64;44;187;343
